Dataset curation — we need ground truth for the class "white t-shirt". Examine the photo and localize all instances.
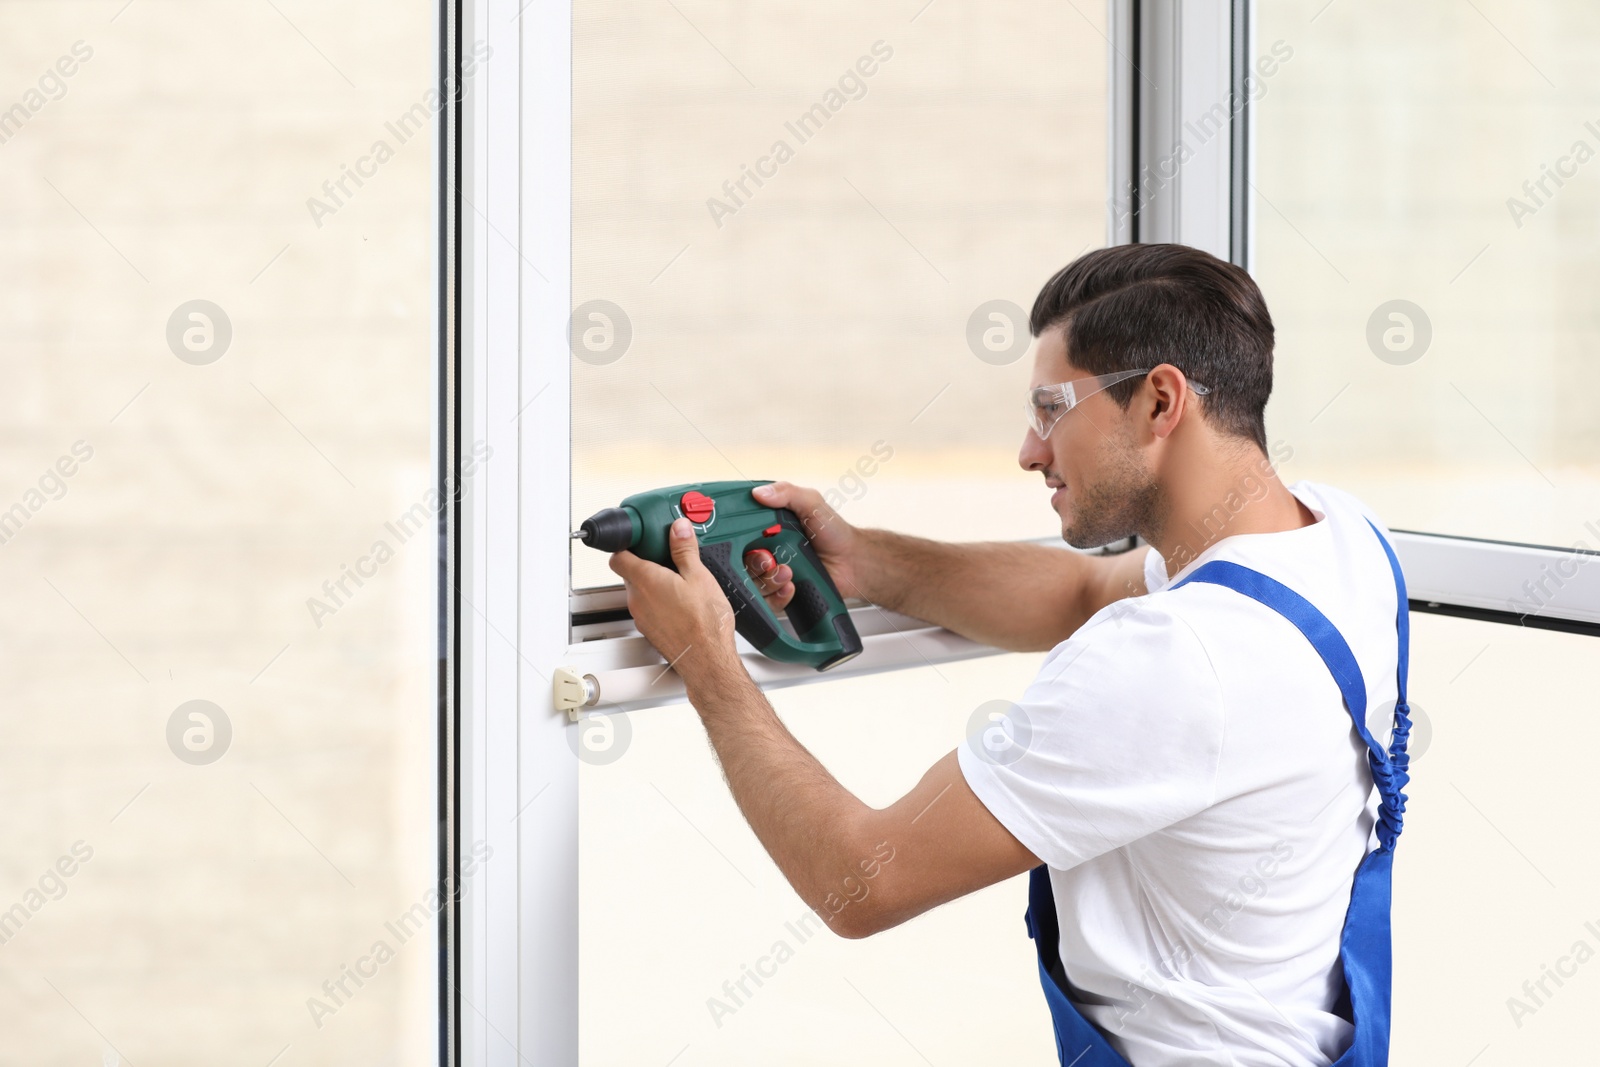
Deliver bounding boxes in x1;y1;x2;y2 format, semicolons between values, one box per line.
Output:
959;480;1402;1067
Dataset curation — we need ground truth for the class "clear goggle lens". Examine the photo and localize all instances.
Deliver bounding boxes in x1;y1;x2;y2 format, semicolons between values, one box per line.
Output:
1026;368;1210;439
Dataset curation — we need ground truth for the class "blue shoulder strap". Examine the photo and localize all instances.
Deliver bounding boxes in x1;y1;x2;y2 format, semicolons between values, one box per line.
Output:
1170;517;1411;850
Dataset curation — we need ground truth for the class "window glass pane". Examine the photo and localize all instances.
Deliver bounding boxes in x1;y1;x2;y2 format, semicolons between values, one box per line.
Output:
1;4;439;1061
578;611;1600;1064
572;2;1109;1058
571;2;1107;590
1254;1;1600;548
1391;614;1600;1062
580;654;1058;1065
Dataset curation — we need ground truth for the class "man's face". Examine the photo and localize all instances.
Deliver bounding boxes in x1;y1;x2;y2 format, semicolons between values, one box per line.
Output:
1016;326;1163;549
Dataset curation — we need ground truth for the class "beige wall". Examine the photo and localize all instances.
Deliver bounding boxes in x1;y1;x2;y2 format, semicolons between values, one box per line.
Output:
0;2;438;1064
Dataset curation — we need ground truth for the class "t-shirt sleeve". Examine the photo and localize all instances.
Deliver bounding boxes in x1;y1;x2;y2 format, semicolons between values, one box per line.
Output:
957;598;1226;871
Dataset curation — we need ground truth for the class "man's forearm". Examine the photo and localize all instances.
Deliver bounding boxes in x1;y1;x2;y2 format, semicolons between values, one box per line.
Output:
846;526;1109;652
684;659;887;928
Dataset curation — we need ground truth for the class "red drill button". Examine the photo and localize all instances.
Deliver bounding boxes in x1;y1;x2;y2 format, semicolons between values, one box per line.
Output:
762;523;781;536
679;490;715;524
744;548;777;575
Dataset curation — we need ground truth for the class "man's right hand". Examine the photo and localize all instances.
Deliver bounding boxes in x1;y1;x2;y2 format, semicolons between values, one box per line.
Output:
745;481;865;612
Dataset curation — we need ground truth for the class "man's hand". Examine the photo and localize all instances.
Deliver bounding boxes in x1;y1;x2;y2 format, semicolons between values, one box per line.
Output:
746;481;866;609
609;516;743;684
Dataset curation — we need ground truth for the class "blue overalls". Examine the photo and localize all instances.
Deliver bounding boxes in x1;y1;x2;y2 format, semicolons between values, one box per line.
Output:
1024;518;1412;1066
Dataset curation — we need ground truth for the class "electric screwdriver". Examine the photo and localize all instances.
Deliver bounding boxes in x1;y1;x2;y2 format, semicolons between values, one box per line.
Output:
573;479;864;671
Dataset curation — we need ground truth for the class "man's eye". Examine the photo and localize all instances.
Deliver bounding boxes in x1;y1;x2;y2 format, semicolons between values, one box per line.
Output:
1039;402;1062;415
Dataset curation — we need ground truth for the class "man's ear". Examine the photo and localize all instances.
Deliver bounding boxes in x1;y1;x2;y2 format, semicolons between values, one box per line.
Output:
1144;363;1192;441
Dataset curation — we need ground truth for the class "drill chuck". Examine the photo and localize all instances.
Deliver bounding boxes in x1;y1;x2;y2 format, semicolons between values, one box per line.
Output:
573;506;639;552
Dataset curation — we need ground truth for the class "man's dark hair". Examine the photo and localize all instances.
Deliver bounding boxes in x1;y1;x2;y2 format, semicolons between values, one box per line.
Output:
1029;243;1274;453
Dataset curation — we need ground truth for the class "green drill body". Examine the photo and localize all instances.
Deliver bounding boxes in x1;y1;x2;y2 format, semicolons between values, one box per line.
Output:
575;479;863;671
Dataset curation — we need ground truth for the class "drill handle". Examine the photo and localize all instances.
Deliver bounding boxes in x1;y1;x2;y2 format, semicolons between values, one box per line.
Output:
682;506;863;671
740;507;863;670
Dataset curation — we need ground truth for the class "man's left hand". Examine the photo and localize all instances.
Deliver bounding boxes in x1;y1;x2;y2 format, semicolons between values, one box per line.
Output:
608;517;744;686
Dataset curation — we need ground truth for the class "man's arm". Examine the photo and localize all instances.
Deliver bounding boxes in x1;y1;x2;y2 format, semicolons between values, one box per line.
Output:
685;657;1039;939
609;516;1045;938
852;527;1151;653
747;481;1151;654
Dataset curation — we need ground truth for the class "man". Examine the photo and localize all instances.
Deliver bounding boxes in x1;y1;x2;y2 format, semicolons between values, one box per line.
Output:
609;243;1412;1066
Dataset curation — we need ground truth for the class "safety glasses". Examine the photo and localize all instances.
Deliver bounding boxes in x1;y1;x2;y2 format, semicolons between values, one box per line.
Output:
1026;368;1212;440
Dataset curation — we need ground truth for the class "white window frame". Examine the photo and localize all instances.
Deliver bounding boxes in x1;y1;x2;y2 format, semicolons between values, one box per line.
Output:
454;0;578;1063
448;0;1600;1062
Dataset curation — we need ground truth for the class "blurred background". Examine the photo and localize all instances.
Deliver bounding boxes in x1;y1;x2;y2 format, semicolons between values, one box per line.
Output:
0;1;437;1064
569;3;1106;592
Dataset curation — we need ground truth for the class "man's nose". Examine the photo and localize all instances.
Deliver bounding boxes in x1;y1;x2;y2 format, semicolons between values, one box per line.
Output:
1019;426;1050;472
